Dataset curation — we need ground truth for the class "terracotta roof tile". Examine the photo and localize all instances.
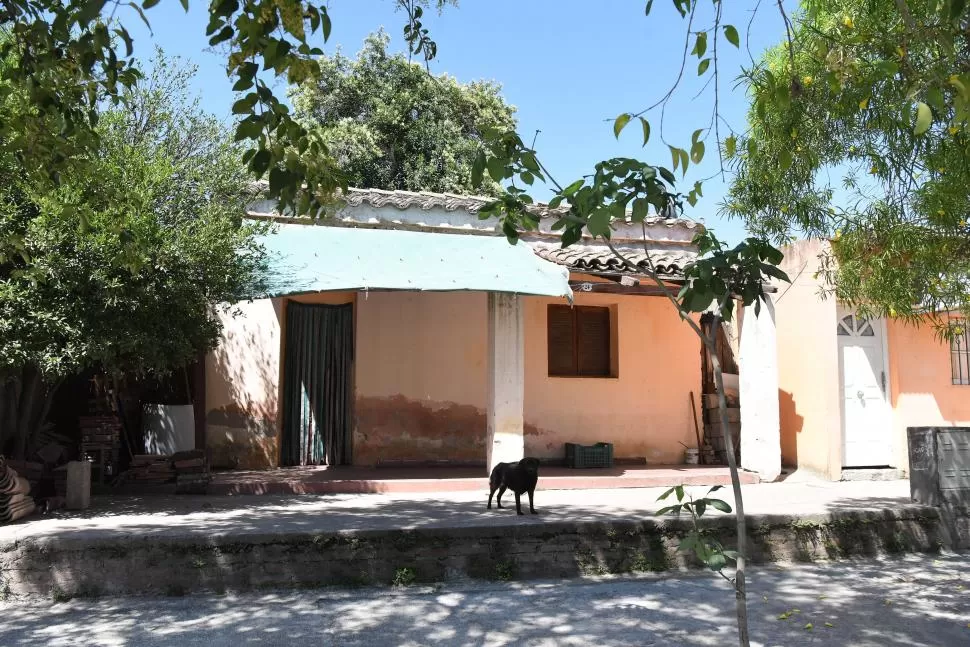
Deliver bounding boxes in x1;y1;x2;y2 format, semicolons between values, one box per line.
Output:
529;241;696;277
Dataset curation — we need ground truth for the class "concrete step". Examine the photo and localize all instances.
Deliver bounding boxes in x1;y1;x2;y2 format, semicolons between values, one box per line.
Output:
4;504;965;600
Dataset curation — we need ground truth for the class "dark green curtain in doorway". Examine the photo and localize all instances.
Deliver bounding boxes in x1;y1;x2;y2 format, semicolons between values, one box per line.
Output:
281;302;353;466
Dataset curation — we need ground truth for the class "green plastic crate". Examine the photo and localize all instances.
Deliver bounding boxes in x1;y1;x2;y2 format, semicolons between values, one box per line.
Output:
564;442;614;469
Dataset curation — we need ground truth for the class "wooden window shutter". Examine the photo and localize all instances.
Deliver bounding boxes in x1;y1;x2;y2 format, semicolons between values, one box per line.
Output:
547;304;577;376
576;306;611;376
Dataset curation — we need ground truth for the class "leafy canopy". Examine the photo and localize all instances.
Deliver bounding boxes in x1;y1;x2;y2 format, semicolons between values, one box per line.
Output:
0;0;455;223
0;53;267;380
291;31;516;196
725;0;970;330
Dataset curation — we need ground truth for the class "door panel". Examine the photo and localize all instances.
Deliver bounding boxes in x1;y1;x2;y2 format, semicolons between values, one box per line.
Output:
838;310;893;467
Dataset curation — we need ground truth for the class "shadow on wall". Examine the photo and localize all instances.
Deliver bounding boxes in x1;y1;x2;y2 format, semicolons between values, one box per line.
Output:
778;389;803;469
206;321;280;470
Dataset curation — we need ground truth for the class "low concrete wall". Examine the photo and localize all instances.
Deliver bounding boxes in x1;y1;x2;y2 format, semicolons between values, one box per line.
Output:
2;506;967;599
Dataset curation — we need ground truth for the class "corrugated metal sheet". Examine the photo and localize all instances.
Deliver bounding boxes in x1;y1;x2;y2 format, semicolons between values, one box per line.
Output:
529;241;696;277
258;224;573;299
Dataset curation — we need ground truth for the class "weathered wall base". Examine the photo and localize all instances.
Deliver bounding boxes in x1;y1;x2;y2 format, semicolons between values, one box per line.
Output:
2;507;967;600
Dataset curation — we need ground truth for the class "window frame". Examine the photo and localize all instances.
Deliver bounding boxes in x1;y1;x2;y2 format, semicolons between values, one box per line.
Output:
951;319;970;386
546;304;616;379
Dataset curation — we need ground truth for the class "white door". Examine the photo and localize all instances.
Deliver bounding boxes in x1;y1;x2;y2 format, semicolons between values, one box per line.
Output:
837;310;893;467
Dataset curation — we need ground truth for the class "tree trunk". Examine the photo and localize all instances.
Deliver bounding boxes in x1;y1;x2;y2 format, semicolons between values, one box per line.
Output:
0;366;59;461
708;315;750;647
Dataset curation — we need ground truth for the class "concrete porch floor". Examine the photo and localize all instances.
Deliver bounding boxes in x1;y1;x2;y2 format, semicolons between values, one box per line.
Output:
202;465;761;496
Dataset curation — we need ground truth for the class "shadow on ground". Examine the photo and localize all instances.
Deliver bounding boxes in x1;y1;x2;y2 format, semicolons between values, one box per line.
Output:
0;555;966;647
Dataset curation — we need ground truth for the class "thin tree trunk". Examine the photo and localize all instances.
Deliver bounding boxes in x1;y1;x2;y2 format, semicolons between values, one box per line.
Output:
16;366;43;457
708;314;750;647
603;237;751;646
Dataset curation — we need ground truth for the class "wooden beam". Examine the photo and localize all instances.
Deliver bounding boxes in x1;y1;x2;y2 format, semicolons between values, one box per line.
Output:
569;280;676;296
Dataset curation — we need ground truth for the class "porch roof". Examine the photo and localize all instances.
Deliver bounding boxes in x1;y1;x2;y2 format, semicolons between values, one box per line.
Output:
257;223;573;299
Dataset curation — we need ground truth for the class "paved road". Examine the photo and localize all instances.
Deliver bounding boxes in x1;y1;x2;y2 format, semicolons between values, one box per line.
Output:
1;554;967;646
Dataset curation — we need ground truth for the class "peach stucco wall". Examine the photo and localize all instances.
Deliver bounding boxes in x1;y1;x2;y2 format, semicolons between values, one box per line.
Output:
353;291;488;466
773;240;843;479
206;299;282;469
887;317;970;471
523;292;701;465
205;292;355;469
208;287;703;468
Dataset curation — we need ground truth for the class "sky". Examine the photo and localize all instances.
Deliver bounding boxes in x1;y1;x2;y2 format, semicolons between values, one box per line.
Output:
127;1;794;244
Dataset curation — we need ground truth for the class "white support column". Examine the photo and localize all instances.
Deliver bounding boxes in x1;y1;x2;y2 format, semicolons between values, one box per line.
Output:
486;292;525;473
739;297;782;481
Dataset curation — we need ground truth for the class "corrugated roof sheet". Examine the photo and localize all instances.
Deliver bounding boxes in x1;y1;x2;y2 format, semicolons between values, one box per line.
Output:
258;224;573;299
529;241;696;277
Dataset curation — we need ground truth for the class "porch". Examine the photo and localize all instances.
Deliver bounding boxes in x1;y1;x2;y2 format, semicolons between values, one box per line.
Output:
203;189;782;482
201;464;761;495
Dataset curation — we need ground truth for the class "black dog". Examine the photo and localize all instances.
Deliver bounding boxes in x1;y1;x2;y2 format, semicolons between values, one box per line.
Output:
487;457;540;515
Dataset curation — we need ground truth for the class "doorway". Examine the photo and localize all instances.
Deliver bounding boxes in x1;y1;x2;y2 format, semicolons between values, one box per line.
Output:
837;308;892;467
281;302;354;466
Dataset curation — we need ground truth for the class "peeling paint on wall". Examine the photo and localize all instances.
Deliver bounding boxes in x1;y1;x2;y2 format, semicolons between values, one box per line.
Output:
354;395;486;466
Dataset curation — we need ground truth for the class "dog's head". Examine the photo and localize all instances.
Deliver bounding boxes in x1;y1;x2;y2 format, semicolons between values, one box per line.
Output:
518;457;541;473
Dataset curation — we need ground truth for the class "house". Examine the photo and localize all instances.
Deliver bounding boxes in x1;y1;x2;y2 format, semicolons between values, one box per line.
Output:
774;239;970;480
203;188;781;478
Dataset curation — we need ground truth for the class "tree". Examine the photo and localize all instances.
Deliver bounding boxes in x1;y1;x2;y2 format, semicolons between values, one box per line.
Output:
0;53;267;460
724;0;970;335
291;31;516;196
0;0;456;225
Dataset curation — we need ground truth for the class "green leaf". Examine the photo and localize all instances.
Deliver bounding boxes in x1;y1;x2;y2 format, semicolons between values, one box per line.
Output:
128;1;152;30
471;151;485;187
657;486;678;501
142;0;160;9
632;198;648;223
876;60;899;76
644;0;654;16
179;0;188;9
560;226;582;248
548;196;564;209
725;135;737;158
114;28;133;57
520;171;534;185
915;101;933;135
692;32;708;58
563;179;584;196
231;94;258;115
723;24;740;48
691;140;705;164
659;167;676;185
486;157;505;182
639;117;651;146
686;288;714;312
669;146;682;172
250;149;272;176
779;148;793;171
708;499;732;513
762;264;790;282
614;113;632;139
697;58;711;76
322;10;332;41
587;208;612;237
